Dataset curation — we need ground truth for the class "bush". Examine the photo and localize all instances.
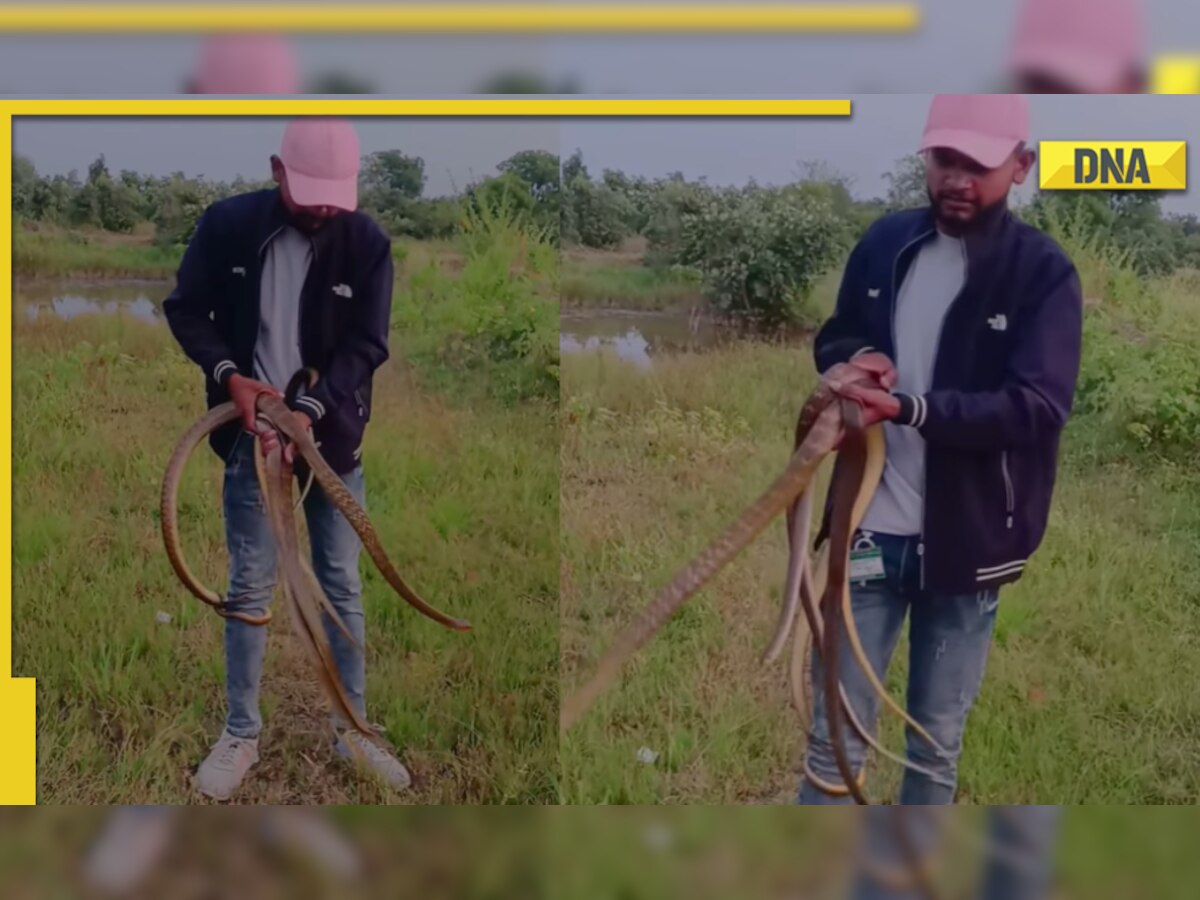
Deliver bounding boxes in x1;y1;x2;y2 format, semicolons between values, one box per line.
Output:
392;197;558;405
674;184;843;328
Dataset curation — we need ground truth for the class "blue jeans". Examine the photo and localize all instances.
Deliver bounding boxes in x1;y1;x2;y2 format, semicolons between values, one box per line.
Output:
797;531;999;805
846;806;1062;900
220;433;368;739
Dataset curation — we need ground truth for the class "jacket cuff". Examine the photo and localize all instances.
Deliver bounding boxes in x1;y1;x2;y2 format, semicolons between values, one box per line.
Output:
213;360;238;387
893;392;927;428
850;345;876;360
290;393;327;422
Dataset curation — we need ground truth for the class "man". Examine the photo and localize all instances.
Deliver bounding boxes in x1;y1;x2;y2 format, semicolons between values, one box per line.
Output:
185;34;300;95
1007;0;1146;94
797;94;1083;805
846;806;1063;900
163;117;410;799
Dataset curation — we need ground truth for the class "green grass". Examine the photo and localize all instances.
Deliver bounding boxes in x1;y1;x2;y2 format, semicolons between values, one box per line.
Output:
560;247;843;325
561;259;704;312
1;807;1199;898
559;251;1200;804
14;224;182;279
13;303;558;804
544;807;1200;899
14;221;452;282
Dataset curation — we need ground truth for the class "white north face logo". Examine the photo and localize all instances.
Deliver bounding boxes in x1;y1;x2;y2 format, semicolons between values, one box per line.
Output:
868;288;880;298
232;266;245;276
333;284;353;298
988;314;1008;331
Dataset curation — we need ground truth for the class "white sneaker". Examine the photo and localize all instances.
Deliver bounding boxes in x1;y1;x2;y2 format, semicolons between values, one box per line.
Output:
195;729;259;800
261;808;364;879
82;807;175;894
333;728;412;790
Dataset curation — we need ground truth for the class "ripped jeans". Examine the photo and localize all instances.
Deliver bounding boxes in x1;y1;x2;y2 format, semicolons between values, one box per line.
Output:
219;432;368;740
797;531;1000;805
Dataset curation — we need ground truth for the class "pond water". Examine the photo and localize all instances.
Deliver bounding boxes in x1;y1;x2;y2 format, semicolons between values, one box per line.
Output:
559;309;737;370
19;280;171;326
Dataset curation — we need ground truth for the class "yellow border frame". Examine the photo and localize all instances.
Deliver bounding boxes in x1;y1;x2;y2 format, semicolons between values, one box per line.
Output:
0;5;919;33
0;96;850;805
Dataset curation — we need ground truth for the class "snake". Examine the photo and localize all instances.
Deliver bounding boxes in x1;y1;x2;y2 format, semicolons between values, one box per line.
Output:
559;363;949;791
160;375;472;737
559;362;947;897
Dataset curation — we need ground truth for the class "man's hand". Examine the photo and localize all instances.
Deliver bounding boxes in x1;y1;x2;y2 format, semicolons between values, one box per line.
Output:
228;373;282;433
849;352;897;390
835;384;901;428
820;353;897;395
259;411;311;464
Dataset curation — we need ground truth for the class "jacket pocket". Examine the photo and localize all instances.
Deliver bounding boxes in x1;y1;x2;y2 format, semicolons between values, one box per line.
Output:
1000;451;1015;529
353;388;367;420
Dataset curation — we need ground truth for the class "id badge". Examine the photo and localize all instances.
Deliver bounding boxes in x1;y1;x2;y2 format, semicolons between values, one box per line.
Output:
848;547;886;584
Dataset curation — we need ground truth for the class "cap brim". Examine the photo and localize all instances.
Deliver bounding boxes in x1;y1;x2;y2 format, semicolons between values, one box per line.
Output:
1009;42;1128;93
920;128;1023;169
283;165;358;212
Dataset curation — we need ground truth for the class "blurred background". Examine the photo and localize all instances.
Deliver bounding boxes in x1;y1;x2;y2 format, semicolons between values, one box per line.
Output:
0;0;1193;96
1;807;1199;899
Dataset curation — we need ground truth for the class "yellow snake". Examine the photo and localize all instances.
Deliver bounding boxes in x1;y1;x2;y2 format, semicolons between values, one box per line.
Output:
559;365;947;795
160;385;472;738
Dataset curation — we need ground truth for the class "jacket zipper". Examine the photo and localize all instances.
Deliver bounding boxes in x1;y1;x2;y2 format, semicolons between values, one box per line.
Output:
1001;451;1014;528
252;225;285;386
916;232;968;591
354;388;365;418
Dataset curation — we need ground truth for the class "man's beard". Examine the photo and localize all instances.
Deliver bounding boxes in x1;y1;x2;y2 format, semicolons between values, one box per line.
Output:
928;186;1003;236
286;207;333;235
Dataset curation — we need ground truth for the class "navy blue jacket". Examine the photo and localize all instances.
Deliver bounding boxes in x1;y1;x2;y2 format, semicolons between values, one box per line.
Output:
163;188;394;475
813;202;1083;594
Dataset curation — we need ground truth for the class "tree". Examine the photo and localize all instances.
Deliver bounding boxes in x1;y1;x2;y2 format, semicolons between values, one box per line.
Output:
883;153;929;212
306;71;377;94
475;70;580;94
498;150;560;201
361;150;426;201
359;150;427;234
561;149;588;185
12;155;38;220
674;185;843;328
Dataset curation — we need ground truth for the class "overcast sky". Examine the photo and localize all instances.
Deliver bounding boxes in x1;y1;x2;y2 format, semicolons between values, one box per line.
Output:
13;118;559;197
560;94;1200;214
14;94;1197;213
0;1;1196;96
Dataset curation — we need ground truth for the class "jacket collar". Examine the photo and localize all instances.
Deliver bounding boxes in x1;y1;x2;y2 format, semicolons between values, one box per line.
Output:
255;188;290;256
253;188;338;259
911;199;1013;262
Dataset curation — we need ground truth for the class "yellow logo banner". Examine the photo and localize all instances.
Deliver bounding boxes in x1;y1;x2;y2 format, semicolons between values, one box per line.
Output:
1039;141;1187;191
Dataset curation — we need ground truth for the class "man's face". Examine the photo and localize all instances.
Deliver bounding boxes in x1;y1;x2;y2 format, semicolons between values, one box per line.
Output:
924;145;1035;233
271;156;342;234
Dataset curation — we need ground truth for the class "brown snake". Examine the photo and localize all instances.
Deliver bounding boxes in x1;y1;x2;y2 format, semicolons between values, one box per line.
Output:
560;366;948;792
161;386;472;738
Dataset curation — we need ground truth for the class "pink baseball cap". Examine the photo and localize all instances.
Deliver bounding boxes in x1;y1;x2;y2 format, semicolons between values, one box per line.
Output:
1009;0;1144;92
278;118;361;211
190;34;300;95
919;94;1030;169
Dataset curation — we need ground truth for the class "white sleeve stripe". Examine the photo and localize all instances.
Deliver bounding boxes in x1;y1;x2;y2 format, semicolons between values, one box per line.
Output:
296;396;324;419
213;360;236;381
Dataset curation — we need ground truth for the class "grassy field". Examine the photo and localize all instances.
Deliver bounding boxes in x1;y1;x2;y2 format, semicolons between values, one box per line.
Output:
560;239;1200;805
12;220;558;803
544;807;1200;899
13;220;443;281
3;807;1200;898
561;241;707;312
